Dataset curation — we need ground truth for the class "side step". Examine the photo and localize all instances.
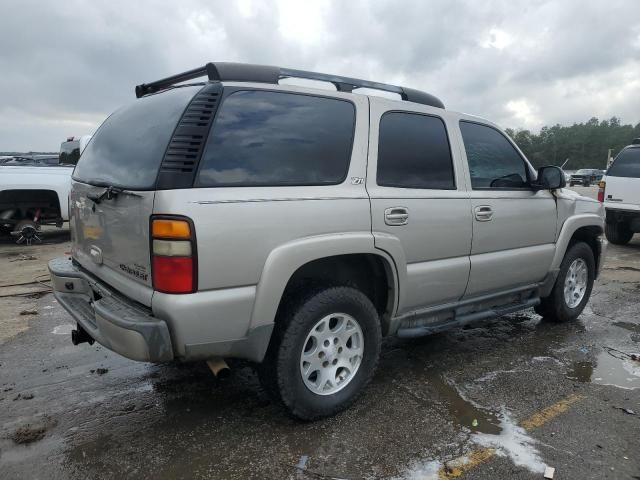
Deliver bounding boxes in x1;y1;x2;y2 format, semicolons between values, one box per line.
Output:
396;297;540;339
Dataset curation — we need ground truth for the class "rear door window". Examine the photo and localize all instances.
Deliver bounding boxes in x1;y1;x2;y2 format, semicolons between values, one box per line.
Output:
608;148;640;178
73;86;200;189
195;90;355;187
460;121;530;189
376;112;455;189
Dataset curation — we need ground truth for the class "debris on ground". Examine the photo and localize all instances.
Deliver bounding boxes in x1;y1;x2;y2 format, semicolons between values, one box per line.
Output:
13;392;34;400
12;424;47;444
95;368;109;375
10;416;57;445
19;309;38;316
544;466;555;479
613;407;636;415
9;254;38;262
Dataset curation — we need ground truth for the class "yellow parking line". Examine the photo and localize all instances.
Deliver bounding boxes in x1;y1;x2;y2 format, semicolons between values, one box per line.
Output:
437;394;583;479
520;394;582;430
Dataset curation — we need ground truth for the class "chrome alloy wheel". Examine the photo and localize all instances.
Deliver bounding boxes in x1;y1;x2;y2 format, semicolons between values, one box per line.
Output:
564;258;588;308
300;313;364;395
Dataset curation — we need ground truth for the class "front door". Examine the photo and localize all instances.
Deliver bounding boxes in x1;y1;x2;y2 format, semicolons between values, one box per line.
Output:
457;120;557;297
367;101;472;315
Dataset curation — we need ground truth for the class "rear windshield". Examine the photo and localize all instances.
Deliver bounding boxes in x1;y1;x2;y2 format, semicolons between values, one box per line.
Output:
73;86;199;189
608;148;640;178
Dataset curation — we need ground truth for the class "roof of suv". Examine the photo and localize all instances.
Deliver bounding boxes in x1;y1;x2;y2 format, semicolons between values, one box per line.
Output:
135;62;445;110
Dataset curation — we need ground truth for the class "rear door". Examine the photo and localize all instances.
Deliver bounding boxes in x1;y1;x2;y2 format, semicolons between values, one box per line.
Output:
457;120;557;297
367;100;472;315
605;147;640;211
70;85;203;306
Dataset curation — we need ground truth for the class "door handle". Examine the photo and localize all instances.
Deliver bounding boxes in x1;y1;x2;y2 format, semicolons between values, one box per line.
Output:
474;205;493;221
385;207;409;226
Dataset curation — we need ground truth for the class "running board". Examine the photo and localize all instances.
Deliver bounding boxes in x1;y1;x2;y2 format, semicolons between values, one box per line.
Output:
396;297;540;339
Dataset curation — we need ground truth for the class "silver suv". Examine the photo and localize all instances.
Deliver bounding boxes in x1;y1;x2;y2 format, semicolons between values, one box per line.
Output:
49;62;606;419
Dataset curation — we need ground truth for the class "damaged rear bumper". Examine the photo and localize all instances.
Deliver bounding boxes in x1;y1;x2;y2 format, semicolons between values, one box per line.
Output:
48;257;173;362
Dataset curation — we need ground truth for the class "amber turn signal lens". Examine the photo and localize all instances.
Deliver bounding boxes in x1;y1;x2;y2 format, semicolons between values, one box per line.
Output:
152;219;191;239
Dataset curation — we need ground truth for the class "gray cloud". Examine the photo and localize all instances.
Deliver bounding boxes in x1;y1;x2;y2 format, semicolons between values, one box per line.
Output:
1;0;639;151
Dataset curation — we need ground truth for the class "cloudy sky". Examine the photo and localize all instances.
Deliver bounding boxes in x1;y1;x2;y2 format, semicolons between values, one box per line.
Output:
1;0;639;151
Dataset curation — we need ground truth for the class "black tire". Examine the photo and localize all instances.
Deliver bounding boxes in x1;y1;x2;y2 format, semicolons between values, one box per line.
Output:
258;286;381;420
605;221;633;245
535;241;595;322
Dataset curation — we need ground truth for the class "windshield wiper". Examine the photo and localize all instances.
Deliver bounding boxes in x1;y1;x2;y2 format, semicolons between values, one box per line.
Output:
87;186;122;204
87;186;142;204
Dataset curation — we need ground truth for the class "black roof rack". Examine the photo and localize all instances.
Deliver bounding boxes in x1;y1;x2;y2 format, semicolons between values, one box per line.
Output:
632;138;640;145
135;62;445;109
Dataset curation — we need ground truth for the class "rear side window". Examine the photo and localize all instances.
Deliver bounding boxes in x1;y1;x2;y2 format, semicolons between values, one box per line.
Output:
460;121;529;189
377;112;455;189
73;86;200;189
608;148;640;178
195;91;355;187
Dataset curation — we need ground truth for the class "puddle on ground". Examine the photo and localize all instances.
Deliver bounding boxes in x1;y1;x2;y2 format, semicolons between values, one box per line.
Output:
429;373;501;435
398;374;547;479
568;350;640;389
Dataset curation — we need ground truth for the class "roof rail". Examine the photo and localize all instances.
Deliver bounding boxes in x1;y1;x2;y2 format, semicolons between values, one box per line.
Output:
632;138;640;145
135;62;445;109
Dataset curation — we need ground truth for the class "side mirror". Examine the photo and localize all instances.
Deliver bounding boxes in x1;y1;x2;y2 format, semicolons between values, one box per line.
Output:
533;165;566;190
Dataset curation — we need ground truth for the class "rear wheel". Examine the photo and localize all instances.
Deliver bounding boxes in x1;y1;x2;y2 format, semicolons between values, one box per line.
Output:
535;241;595;322
605;221;633;245
259;286;381;420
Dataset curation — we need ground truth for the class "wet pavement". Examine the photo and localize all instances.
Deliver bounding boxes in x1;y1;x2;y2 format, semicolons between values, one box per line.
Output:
1;189;639;479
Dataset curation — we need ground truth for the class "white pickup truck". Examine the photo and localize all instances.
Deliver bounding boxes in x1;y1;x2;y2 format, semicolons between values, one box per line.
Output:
0;164;73;243
601;139;640;244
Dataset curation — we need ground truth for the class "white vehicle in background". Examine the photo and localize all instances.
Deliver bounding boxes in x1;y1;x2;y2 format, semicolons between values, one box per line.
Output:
0;164;73;244
601;139;640;244
0;135;91;244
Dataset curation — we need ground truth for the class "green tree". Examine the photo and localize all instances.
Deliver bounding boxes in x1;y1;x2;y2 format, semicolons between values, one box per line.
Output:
507;117;639;169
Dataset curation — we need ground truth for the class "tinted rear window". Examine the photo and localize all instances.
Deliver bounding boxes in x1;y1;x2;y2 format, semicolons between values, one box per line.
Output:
608;148;640;178
195;90;355;187
377;112;455;189
73;86;199;189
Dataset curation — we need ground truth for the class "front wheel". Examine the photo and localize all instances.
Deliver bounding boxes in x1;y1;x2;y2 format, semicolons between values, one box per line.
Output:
259;286;381;420
535;241;595;322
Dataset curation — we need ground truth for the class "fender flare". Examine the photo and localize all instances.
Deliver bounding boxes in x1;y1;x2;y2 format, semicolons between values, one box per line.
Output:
248;232;400;333
550;213;604;271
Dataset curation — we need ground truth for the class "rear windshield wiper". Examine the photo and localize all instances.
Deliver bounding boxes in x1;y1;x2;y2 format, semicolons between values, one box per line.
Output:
87;186;141;204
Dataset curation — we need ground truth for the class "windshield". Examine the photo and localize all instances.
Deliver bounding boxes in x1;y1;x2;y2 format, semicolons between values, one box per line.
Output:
607;148;640;178
575;169;590;174
73;86;200;189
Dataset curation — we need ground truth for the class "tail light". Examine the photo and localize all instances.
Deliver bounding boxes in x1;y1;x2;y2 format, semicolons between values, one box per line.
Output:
150;217;197;293
597;180;606;202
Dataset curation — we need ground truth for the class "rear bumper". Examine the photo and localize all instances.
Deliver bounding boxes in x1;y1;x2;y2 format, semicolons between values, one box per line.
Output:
48;257;173;362
605;204;640;216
